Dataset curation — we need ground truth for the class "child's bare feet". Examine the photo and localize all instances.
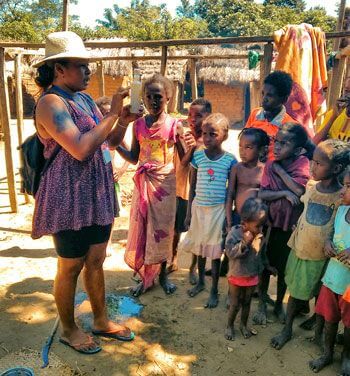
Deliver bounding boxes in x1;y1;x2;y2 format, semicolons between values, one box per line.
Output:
341;353;350;376
300;314;316;330
189;270;198;285
309;354;333;373
204;289;218;308
253;304;267;325
225;326;235;341
159;274;177;295
271;327;292;349
187;283;205;297
240;325;257;339
273;303;286;323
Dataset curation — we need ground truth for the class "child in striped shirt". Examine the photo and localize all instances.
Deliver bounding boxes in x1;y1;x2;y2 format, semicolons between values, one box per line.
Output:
181;113;237;308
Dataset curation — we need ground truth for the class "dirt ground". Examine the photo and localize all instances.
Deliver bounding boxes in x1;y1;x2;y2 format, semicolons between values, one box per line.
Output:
0;120;341;376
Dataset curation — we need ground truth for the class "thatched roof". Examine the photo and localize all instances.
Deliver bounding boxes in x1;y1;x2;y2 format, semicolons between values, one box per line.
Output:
132;48;188;83
86;37;132;77
196;46;260;87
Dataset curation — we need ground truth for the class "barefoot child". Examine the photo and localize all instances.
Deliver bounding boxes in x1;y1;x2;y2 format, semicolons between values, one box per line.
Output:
270;139;349;350
254;123;311;325
309;163;350;375
168;98;211;285
181;113;237;308
225;198;276;341
119;74;183;296
226;127;270;229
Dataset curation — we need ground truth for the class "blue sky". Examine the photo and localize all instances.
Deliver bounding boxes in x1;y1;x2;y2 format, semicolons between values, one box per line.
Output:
70;0;339;28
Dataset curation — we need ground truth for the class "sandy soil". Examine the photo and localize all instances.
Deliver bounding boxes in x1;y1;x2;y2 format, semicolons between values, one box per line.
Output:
0;121;341;376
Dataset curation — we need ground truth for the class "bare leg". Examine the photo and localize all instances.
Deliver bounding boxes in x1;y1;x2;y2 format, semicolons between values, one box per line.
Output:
309;321;338;373
55;256;98;351
271;296;304;350
188;255;205;297
308;314;325;348
253;269;270;325
205;258;220;308
168;231;180;274
189;254;198;285
341;327;350;376
84;242;131;336
240;286;256;339
273;271;287;323
225;284;241;340
159;261;177;294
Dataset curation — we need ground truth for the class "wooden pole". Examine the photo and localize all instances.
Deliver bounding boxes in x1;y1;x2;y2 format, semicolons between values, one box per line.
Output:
62;0;69;31
1;31;350;49
327;0;347;108
160;46;168;76
261;42;274;84
190;59;198;101
14;54;30;204
0;48;18;212
97;60;105;97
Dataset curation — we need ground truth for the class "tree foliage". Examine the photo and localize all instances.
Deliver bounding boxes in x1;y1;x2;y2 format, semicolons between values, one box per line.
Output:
0;0;337;42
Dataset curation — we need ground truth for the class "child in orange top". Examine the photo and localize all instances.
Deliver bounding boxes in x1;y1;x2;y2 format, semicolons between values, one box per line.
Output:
245;71;295;160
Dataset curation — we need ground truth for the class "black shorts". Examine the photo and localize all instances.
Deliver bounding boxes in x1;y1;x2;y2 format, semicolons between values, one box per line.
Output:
174;197;188;233
52;224;112;258
266;227;292;274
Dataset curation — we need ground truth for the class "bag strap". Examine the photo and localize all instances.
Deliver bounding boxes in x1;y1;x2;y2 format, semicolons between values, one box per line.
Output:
35;89;74;175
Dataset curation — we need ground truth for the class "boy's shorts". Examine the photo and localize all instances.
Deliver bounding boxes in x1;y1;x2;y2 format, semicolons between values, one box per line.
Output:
175;197;188;233
315;284;350;327
52;224;112;259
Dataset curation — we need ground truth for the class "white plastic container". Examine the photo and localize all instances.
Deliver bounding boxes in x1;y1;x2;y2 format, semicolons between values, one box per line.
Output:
130;69;142;114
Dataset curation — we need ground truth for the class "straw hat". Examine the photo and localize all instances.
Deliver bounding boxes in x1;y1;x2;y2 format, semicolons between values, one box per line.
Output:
33;31;91;68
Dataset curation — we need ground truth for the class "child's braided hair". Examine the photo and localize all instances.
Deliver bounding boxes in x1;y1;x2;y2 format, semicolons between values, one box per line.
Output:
319;139;350;175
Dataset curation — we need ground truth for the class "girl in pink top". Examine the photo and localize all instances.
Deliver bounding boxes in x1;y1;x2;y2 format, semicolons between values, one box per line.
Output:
117;74;184;296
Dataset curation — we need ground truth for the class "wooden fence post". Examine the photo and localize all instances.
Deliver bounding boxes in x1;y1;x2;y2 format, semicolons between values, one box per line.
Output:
0;48;18;212
160;46;168;76
190;58;198;100
97;60;105;97
261;42;274;84
14;53;29;204
62;0;69;31
327;0;347;108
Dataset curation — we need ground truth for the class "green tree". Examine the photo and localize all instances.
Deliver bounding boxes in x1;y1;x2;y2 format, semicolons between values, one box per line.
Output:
176;0;195;18
97;1;208;40
263;0;306;11
0;0;78;41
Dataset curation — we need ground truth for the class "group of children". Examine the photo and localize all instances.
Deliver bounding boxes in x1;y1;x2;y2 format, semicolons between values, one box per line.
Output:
105;70;350;375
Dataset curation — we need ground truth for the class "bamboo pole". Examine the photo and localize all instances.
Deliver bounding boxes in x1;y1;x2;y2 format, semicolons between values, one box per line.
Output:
97;60;105;97
1;31;350;49
14;54;30;204
0;48;18;212
190;59;198;100
62;0;69;31
160;46;168;76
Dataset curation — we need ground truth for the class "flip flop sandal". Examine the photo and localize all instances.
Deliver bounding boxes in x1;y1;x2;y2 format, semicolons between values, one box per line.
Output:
59;338;102;354
92;329;135;342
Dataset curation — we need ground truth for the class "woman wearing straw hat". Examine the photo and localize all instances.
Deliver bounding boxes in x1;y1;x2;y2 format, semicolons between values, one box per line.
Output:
31;31;142;354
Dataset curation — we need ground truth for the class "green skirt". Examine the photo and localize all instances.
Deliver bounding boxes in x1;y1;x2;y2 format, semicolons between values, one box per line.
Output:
285;250;327;301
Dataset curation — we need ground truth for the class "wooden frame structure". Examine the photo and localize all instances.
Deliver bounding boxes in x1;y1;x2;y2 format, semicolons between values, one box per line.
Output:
1;30;350;212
